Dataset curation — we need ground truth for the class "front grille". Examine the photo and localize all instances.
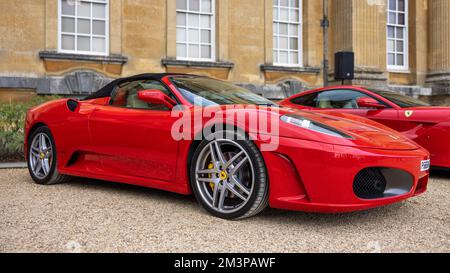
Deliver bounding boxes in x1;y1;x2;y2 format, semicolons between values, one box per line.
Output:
353;168;387;199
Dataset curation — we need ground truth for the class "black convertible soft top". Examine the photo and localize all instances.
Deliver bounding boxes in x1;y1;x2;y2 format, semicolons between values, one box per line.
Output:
83;73;195;100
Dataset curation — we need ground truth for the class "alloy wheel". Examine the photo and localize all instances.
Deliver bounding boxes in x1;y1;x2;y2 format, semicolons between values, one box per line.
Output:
29;133;53;179
195;139;255;214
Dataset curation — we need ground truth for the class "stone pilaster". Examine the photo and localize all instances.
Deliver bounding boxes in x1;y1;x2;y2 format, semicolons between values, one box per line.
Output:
264;0;273;65
166;0;177;59
217;0;229;62
45;0;58;50
414;0;428;87
330;0;353;59
352;0;387;71
426;0;450;93
109;0;123;55
303;0;323;68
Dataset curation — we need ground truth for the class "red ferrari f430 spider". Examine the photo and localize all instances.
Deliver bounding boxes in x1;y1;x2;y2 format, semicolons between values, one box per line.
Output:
25;75;430;219
280;86;450;169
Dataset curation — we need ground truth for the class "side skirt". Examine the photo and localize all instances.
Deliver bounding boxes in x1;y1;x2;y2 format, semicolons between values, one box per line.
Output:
58;168;191;195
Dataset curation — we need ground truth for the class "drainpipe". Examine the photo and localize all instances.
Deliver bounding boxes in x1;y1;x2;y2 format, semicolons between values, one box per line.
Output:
321;0;330;87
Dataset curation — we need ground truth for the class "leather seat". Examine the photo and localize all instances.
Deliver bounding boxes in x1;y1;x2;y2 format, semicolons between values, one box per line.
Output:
126;90;149;109
343;100;358;109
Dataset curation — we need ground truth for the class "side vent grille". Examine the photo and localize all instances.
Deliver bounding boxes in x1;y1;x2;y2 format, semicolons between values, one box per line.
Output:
353;168;387;199
353;168;414;200
67;99;79;112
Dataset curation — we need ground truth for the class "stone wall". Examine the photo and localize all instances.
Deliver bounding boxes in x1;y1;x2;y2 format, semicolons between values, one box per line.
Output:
0;0;449;101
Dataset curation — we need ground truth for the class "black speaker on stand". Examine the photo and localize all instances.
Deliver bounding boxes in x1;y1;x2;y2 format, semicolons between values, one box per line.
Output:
335;51;354;85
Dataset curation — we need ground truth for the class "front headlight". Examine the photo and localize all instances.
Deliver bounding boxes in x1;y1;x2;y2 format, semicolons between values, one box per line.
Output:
280;114;353;139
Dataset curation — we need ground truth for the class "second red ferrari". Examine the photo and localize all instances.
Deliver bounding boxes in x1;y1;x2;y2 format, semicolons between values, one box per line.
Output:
280;86;450;169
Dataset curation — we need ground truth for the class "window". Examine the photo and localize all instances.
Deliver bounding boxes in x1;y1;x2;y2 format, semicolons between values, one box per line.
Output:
368;88;429;108
110;80;174;111
387;0;408;70
176;0;215;61
170;77;276;106
291;93;318;107
315;90;375;109
59;0;109;55
273;0;302;66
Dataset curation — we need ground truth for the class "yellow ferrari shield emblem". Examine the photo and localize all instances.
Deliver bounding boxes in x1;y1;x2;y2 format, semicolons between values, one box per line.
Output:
405;111;414;118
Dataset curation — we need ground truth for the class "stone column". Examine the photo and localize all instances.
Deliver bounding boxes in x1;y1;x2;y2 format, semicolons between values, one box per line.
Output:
426;0;450;93
330;0;387;86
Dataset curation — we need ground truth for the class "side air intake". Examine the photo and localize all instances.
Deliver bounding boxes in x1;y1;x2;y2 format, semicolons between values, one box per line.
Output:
67;99;79;112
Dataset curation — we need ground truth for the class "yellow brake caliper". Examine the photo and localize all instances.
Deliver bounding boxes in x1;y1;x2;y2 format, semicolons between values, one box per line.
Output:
208;163;215;191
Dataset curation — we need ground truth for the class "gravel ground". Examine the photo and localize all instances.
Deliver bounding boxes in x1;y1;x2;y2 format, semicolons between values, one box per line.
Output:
0;168;449;253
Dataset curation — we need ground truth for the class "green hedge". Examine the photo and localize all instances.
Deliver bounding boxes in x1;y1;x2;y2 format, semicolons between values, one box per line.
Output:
0;96;60;162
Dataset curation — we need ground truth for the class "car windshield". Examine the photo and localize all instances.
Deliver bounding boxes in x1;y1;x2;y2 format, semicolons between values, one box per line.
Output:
368;88;430;108
170;77;277;106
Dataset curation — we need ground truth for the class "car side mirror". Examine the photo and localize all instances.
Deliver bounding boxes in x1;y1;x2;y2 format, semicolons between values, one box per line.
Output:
357;97;386;109
137;90;177;109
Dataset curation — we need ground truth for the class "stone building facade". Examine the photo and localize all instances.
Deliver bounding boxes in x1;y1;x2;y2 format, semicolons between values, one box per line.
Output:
0;0;449;103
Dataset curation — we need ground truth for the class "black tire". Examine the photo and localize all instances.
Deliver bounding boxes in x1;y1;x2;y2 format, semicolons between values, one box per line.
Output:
27;126;71;185
190;130;269;220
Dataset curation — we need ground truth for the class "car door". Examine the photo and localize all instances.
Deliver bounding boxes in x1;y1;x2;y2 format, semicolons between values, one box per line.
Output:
314;89;400;130
89;79;180;182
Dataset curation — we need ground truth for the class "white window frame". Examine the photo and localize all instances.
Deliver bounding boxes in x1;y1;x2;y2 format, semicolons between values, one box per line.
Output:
387;0;408;71
58;0;110;56
273;0;303;67
176;0;216;62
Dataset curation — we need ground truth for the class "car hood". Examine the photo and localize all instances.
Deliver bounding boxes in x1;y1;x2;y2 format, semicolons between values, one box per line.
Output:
195;105;420;150
277;107;419;150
